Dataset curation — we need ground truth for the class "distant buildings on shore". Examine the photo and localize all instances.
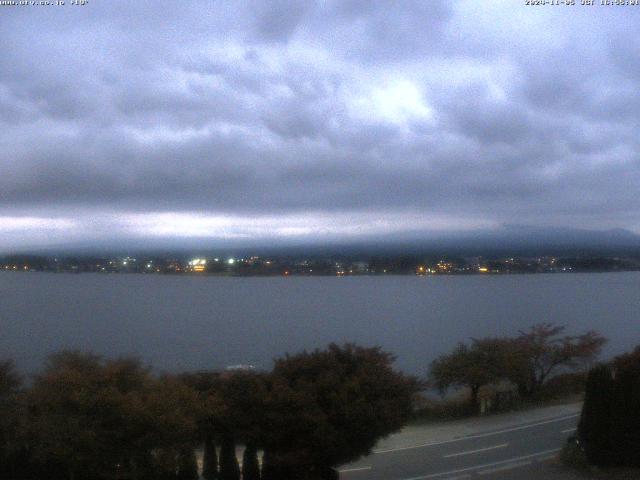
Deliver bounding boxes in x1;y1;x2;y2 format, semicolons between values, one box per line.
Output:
1;253;639;276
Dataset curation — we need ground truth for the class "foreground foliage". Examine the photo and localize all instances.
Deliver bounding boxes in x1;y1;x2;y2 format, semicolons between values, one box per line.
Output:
1;352;201;480
262;344;418;478
578;345;640;467
0;344;417;480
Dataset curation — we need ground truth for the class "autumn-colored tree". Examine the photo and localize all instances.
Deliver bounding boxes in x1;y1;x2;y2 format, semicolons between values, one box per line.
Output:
429;338;514;412
4;345;417;479
25;351;107;480
144;376;202;479
24;351;201;480
512;323;606;397
217;371;269;452
262;343;418;479
429;325;606;409
180;369;269;480
178;371;224;480
216;371;270;480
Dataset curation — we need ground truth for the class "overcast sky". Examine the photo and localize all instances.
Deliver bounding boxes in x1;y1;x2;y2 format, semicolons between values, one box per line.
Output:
1;1;639;250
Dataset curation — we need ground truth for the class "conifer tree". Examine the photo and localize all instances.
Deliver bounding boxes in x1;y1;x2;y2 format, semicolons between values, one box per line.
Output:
0;360;22;480
579;364;614;466
579;347;640;467
610;347;640;466
219;437;240;480
202;435;218;480
176;447;199;480
260;450;276;480
242;444;260;480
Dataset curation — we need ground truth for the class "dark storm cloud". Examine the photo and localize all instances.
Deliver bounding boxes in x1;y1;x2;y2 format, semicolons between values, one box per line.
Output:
1;0;640;248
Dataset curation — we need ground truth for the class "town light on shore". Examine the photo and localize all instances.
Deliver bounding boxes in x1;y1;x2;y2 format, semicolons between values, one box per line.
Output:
188;258;207;272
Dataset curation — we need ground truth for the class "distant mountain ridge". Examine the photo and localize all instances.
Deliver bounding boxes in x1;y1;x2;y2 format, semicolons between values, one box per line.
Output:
500;225;640;242
3;225;640;258
368;225;640;257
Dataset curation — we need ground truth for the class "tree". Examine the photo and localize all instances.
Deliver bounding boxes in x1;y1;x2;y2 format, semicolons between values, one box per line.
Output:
216;371;269;455
578;364;615;466
180;370;268;480
25;351;107;480
178;371;223;480
176;447;199;480
429;325;606;409
218;436;240;480
0;359;21;397
578;346;640;467
242;444;260;480
512;323;606;397
202;434;219;480
260;450;279;480
609;346;640;466
429;338;513;412
24;351;201;480
262;343;418;479
143;376;202;479
0;359;24;479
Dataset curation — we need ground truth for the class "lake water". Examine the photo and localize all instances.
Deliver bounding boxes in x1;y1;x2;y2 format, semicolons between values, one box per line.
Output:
1;272;638;376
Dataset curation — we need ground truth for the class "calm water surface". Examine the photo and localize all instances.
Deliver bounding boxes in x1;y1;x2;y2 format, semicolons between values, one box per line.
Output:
1;272;638;375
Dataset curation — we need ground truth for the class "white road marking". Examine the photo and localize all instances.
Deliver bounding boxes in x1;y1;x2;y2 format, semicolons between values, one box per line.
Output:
400;448;562;480
374;414;579;454
443;443;508;458
478;460;531;475
338;466;372;473
561;427;577;433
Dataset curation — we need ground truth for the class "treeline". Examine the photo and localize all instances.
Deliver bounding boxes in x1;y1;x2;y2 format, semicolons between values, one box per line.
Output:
0;344;418;480
429;323;607;414
578;345;640;467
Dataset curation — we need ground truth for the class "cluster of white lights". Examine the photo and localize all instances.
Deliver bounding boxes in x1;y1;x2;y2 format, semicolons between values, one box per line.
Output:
188;258;207;266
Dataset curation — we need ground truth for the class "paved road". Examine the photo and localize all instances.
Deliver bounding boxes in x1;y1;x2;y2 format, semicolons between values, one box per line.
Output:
339;408;581;480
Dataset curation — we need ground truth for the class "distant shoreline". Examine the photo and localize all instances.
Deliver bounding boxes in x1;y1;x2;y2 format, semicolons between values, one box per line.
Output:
2;268;639;277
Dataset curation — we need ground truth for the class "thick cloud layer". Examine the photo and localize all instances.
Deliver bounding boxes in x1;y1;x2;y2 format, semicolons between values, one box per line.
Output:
1;1;639;249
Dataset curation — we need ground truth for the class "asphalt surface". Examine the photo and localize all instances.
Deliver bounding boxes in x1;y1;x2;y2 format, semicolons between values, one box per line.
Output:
338;410;581;480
